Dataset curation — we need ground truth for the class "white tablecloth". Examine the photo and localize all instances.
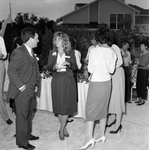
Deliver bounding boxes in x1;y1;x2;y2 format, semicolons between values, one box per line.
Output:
36;77;53;112
36;77;89;120
74;82;88;119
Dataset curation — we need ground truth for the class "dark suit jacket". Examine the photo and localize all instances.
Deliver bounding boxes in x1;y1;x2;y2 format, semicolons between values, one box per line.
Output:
47;50;77;77
8;44;40;99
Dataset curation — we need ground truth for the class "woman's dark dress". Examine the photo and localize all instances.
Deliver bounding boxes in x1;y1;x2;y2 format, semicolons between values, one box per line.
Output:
47;50;78;115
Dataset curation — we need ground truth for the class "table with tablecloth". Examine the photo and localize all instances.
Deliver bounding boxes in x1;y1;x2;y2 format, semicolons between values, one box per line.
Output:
36;77;89;120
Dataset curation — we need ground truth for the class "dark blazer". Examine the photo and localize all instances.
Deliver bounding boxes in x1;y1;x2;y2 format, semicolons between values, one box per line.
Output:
47;49;77;77
8;44;40;99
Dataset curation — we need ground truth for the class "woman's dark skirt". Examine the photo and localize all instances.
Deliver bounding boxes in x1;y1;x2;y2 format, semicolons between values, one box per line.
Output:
136;68;149;99
51;72;77;115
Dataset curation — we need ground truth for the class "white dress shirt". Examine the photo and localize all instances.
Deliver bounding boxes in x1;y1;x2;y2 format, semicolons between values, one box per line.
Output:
88;46;117;82
24;44;33;57
0;36;7;59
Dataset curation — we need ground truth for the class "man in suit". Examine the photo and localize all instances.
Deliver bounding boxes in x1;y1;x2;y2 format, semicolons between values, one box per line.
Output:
8;27;40;150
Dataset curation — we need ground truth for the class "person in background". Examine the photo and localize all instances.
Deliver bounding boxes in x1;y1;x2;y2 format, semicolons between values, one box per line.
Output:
78;25;117;150
85;34;98;62
121;41;132;103
70;37;82;81
0;36;13;125
68;37;82;122
129;44;140;88
70;37;82;69
8;27;40;150
9;37;23;113
135;40;149;105
47;31;78;141
107;42;125;134
9;37;23;60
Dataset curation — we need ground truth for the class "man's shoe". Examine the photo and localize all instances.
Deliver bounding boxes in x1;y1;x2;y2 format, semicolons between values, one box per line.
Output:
28;135;39;141
18;143;35;150
127;101;132;103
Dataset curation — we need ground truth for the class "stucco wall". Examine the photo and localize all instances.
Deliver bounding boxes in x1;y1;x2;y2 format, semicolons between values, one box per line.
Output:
59;0;136;27
138;16;149;24
63;6;89;24
99;0;135;26
90;1;98;22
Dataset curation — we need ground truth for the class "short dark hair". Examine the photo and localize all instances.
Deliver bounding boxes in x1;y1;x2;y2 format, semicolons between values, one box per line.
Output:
95;25;113;46
21;27;37;43
90;34;96;40
122;40;129;45
140;40;149;48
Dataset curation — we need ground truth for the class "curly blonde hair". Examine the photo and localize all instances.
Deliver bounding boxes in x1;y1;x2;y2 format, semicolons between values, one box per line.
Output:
53;31;71;53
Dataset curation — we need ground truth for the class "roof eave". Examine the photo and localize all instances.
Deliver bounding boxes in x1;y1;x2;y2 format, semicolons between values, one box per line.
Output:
118;0;140;13
56;0;97;23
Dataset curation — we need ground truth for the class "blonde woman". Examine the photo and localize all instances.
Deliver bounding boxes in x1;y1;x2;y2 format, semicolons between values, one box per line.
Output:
47;31;78;140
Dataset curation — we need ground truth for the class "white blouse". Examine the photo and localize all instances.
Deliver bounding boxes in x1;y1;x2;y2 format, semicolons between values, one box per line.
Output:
0;36;7;59
56;53;66;72
88;46;117;82
74;50;82;69
85;45;99;61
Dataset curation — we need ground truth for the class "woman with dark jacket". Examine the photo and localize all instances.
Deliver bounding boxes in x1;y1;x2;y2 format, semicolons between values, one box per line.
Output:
47;31;78;141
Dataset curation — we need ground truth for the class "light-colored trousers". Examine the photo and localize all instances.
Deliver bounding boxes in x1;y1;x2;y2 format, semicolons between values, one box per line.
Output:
0;60;9;121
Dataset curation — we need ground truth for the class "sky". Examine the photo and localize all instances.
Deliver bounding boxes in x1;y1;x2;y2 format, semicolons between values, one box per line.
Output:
0;0;149;22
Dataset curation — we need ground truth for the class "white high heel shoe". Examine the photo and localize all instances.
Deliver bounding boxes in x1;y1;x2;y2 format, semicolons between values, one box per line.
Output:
78;138;95;150
95;136;106;143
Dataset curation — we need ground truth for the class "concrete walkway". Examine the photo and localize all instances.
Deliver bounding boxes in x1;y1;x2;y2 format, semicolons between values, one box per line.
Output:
0;101;149;150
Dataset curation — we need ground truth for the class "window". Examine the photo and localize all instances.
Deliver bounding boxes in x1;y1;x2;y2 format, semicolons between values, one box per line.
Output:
110;14;116;29
125;13;132;29
110;13;131;30
117;14;124;29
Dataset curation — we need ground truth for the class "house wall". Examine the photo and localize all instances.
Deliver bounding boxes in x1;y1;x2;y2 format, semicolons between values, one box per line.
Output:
63;6;89;24
135;15;149;25
98;0;135;26
135;16;149;34
90;1;98;22
136;16;149;24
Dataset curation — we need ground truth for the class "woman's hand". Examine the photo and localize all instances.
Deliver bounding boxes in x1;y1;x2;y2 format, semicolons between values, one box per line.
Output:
61;61;70;67
55;63;67;70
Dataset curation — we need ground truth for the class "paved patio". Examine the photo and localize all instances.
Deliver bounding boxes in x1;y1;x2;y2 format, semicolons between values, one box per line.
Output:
0;100;149;150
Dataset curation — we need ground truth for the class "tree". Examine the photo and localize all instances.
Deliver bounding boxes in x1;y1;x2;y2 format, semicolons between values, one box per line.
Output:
39;26;53;70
